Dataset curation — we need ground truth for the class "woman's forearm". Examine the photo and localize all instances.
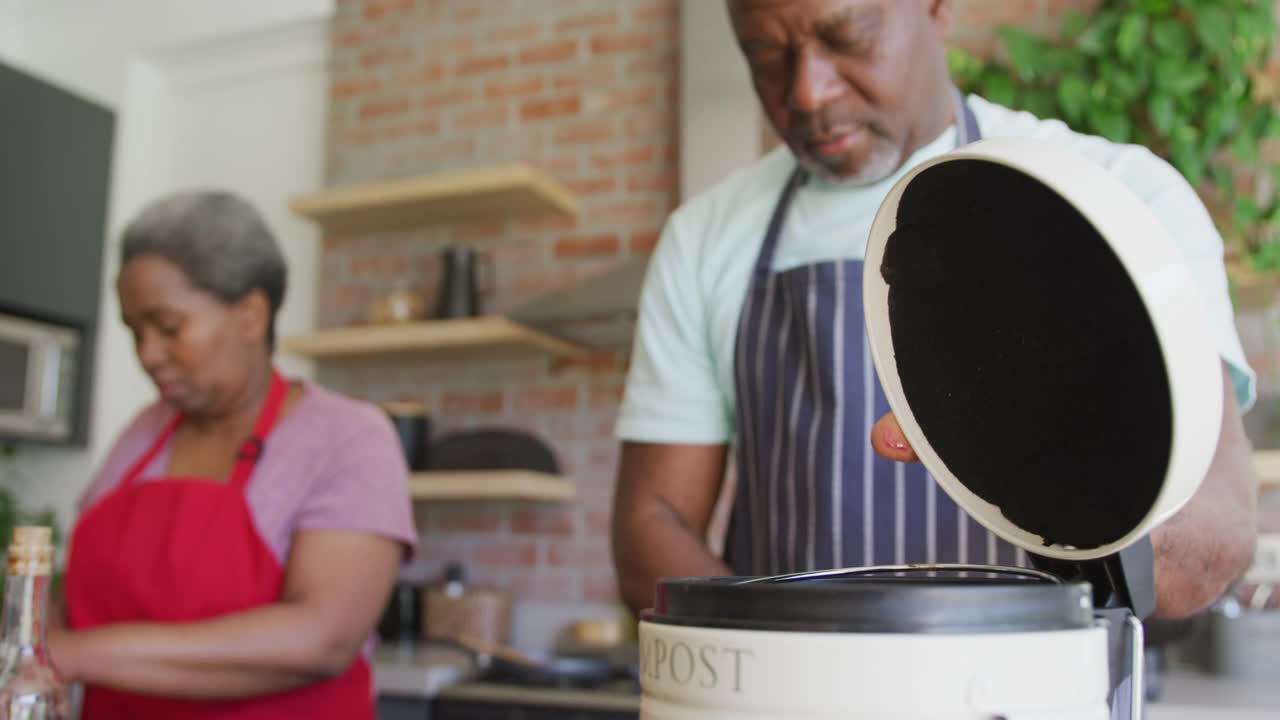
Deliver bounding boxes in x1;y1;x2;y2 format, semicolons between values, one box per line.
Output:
54;601;360;699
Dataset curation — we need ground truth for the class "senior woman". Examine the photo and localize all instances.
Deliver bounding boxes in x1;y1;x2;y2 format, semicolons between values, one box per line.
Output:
50;191;416;719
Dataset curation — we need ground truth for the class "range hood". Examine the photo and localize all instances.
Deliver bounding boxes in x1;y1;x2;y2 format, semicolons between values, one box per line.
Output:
512;1;762;351
508;256;650;350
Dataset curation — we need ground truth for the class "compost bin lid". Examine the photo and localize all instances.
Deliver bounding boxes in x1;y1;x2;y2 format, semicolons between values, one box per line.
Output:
861;137;1223;572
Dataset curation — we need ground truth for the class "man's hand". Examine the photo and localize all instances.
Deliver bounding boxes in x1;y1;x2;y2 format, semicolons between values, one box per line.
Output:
869;364;1258;618
870;413;918;463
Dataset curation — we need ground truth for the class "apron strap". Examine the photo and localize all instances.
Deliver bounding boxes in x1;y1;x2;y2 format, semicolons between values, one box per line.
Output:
750;166;808;286
229;370;288;491
753;88;978;282
953;87;982;144
120;415;183;488
118;370;289;490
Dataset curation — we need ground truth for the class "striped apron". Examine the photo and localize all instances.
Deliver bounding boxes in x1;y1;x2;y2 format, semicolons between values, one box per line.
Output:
727;91;1027;576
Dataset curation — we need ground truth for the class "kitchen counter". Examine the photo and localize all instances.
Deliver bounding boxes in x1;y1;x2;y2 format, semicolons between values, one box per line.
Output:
375;642;639;718
373;642;479;698
1146;668;1278;719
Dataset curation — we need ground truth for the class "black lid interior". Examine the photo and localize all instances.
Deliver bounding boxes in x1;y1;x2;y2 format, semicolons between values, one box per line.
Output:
644;571;1096;634
881;159;1173;551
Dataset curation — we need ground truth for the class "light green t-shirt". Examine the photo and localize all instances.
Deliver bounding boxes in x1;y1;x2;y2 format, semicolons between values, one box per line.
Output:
617;94;1255;444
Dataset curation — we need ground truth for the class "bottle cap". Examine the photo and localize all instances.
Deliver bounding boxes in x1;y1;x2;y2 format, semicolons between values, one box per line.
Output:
8;526;53;576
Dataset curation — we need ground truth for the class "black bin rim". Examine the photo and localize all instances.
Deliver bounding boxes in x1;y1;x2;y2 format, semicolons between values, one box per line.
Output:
643;569;1096;634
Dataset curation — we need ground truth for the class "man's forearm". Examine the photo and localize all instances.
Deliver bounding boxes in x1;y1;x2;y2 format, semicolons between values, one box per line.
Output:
1150;366;1258;618
614;503;732;614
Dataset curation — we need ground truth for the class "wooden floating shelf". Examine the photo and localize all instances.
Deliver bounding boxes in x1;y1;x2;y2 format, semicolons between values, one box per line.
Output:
289;163;578;234
282;316;583;359
1254;450;1280;489
408;471;575;502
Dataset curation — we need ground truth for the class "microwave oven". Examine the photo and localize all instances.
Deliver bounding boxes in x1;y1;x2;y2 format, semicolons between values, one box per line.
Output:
0;312;80;443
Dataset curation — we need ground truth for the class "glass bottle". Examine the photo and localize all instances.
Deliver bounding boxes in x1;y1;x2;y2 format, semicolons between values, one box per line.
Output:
0;526;67;720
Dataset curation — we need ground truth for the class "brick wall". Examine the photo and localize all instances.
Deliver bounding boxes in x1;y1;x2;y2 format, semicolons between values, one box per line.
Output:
949;0;1102;56
321;0;677;604
320;0;1266;605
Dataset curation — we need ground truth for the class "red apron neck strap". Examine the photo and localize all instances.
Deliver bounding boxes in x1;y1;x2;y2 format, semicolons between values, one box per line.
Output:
229;370;289;491
118;371;288;490
120;414;183;488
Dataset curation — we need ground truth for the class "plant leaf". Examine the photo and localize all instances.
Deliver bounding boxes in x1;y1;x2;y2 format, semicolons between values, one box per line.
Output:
1138;0;1174;15
1233;133;1260;163
1244;105;1275;139
1061;10;1090;39
947;47;984;87
1057;74;1091;123
1077;14;1119;56
1212;165;1236;202
1205;99;1241;146
1102;62;1143;103
1022;89;1059;120
1116;13;1148;60
1150;19;1192;55
1147;93;1178;135
1155;58;1209;95
980;69;1018;107
1195;6;1234;56
1171;135;1206;186
1087;105;1132;143
1235;197;1263;228
1248;236;1280;273
998;27;1043;82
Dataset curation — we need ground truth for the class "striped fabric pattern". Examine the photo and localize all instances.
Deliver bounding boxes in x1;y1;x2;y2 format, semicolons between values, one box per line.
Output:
726;93;1027;576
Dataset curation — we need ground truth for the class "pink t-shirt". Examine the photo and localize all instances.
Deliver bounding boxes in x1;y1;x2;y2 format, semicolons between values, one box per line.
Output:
78;379;418;567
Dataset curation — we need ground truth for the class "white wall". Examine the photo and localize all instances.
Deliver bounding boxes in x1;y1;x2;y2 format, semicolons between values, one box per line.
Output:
0;13;16;54
0;0;332;536
679;0;762;201
0;0;332;107
678;0;763;552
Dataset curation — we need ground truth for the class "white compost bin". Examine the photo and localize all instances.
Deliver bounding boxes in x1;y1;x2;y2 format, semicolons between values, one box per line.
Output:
639;137;1224;720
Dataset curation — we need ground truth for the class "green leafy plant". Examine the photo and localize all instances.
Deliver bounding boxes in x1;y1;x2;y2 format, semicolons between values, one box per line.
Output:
0;444;62;596
949;0;1280;273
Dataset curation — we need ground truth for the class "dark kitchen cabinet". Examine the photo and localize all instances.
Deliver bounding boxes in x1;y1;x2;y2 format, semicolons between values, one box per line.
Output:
0;61;113;325
0;60;114;446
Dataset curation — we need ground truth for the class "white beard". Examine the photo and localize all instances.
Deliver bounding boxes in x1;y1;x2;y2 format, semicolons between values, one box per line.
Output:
799;138;904;187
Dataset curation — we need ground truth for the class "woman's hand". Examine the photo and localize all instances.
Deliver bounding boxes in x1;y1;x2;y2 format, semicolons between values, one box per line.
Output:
46;626;81;683
870;413;918;463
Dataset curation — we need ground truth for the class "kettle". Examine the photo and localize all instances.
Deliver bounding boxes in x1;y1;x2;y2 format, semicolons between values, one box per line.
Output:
435;246;491;319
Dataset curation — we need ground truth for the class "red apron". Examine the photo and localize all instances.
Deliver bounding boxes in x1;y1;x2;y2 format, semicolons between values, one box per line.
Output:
65;371;374;719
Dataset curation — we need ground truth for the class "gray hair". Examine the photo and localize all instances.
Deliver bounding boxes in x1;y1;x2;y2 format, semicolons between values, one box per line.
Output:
120;190;287;349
